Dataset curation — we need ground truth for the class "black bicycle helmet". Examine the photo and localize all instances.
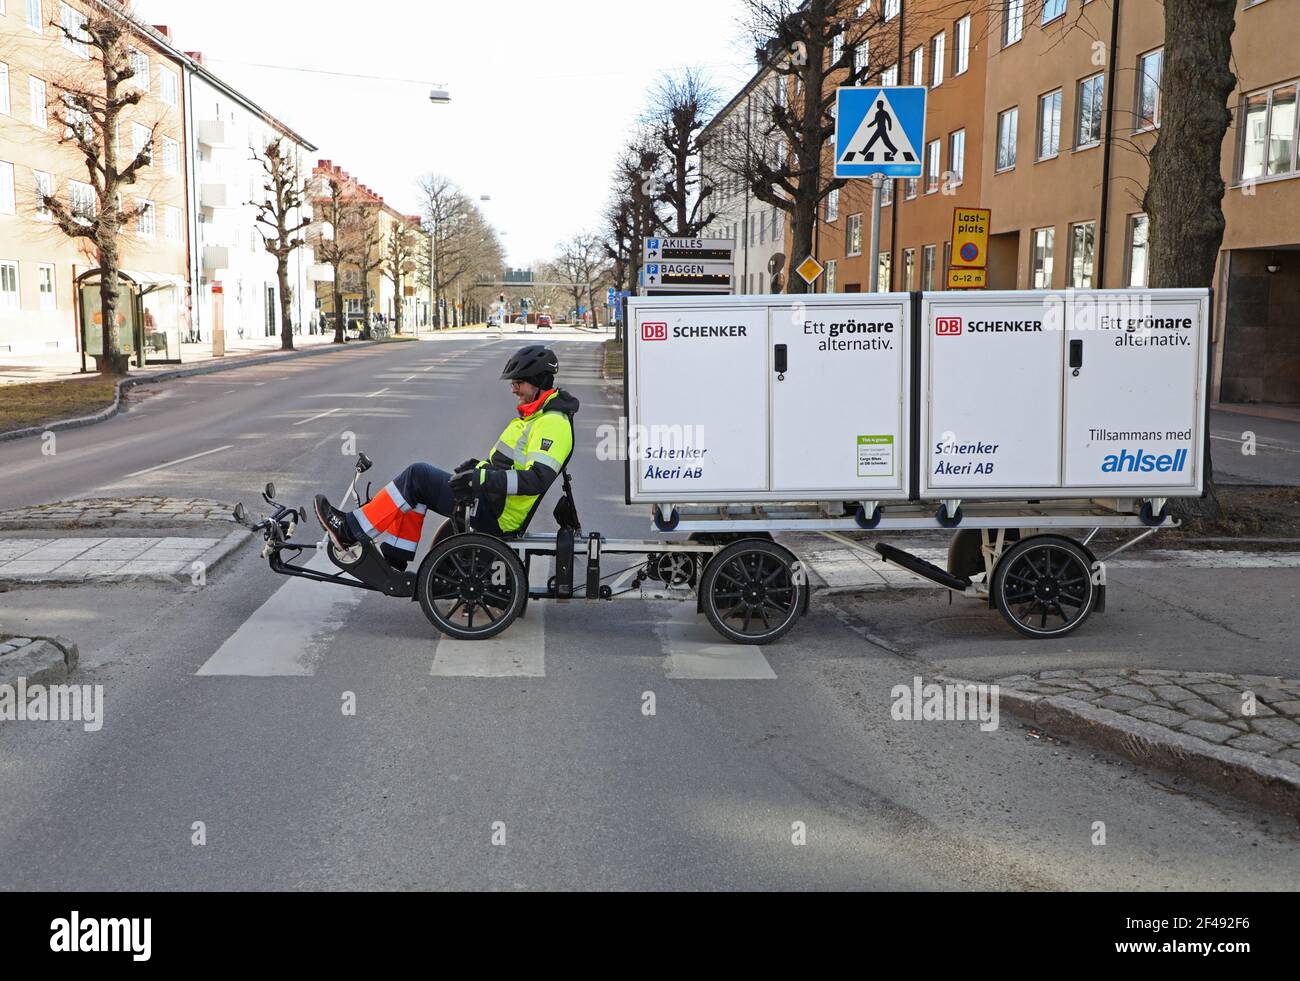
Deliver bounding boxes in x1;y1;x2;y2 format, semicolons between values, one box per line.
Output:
500;345;559;389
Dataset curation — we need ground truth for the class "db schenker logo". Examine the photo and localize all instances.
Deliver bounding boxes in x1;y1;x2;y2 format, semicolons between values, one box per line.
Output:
936;317;963;336
642;322;668;341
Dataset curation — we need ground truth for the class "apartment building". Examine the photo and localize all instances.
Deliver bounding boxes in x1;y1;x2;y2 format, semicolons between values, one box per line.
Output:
700;67;787;295
182;50;322;345
800;0;1298;405
0;0;190;358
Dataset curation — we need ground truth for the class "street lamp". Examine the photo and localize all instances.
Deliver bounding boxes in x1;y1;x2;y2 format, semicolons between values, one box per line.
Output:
429;88;451;104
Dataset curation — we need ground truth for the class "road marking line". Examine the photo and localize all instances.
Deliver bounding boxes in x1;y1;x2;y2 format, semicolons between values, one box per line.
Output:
403;374;417;382
295;407;341;427
197;549;363;677
430;559;549;678
1210;433;1299;454
121;444;234;479
659;614;777;680
366;387;389;398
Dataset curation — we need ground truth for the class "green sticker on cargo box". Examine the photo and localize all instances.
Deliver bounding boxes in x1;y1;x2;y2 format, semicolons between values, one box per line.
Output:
857;435;894;477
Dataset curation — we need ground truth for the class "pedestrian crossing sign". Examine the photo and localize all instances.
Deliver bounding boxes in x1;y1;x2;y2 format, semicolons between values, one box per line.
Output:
834;86;927;179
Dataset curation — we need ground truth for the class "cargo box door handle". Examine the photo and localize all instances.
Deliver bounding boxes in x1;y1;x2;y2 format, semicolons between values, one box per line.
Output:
774;343;788;380
1069;339;1083;374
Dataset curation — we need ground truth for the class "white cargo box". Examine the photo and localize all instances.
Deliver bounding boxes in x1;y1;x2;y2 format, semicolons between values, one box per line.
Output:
919;289;1210;500
626;294;913;504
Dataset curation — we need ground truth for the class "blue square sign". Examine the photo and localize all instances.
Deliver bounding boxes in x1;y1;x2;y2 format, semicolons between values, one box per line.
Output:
834;86;927;179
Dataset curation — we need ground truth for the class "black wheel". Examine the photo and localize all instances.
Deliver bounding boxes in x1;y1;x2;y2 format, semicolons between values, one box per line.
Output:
654;506;680;532
991;536;1097;639
416;534;526;640
1139;500;1169;527
936;503;963;528
429;518;457;548
326;539;366;570
699;540;807;645
855;503;883;529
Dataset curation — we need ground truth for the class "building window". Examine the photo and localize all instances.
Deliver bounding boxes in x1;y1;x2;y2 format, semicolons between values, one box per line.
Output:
25;0;41;32
59;3;88;57
877;251;891;292
847;213;863;255
162;136;180;174
68;179;94;223
954;16;970;75
996;107;1018;172
160;67;178;107
1136;48;1162;131
949;128;965;184
881;63;898;87
1069;221;1095;288
37;262;55;311
0;159;16;216
1042;0;1066;24
1003;0;1024;47
911;46;924;87
826;187;840;222
903;248;916;290
137;200;155;237
881;178;893;206
905;176;918;199
854;39;869;78
131;121;151;159
1239;83;1299;181
925;139;940;193
0;260;18;310
29;75;47;128
832;33;844;66
1038;89;1062;159
164;205;182;241
883;0;899;21
0;62;10;116
128;48;150;90
1077;73;1105;147
931;33;945;88
826;258;837;294
922;245;937;290
34;170;53;219
1127;214;1149;286
1031;226;1055;288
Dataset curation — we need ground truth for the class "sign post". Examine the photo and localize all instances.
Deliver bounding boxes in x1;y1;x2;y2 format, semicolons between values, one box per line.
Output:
834;86;927;293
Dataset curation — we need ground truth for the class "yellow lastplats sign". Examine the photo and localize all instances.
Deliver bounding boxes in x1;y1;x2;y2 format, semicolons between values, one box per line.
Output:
950;207;991;270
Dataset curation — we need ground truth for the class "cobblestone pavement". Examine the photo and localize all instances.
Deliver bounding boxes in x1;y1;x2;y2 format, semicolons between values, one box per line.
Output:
0;497;233;529
0;637;35;656
993;668;1300;765
0;535;241;583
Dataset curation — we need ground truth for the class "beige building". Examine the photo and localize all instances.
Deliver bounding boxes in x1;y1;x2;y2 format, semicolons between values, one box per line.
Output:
799;0;1299;405
0;0;191;360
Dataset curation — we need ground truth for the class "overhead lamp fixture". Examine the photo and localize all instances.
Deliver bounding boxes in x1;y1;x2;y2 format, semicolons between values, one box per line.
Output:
429;88;451;104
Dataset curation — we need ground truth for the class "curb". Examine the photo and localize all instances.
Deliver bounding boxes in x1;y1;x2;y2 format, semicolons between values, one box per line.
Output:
0;528;252;586
0;635;79;688
982;682;1300;819
0;340;380;443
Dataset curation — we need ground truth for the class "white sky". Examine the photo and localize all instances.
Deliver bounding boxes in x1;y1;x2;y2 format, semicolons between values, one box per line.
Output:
134;0;757;267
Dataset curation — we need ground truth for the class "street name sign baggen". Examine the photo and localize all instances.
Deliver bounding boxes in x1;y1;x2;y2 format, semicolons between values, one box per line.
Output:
834;86;927;180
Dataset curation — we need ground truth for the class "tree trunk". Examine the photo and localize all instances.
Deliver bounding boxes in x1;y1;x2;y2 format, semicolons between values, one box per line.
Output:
97;237;129;376
277;256;294;351
1144;0;1236;522
332;283;345;343
394;277;404;334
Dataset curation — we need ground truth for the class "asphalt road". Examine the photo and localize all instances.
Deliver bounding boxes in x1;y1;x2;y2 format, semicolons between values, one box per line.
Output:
1210;409;1300;486
0;334;1297;890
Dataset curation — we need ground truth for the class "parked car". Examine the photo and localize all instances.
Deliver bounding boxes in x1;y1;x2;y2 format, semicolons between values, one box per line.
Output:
514;315;527;325
486;314;502;328
537;314;553;329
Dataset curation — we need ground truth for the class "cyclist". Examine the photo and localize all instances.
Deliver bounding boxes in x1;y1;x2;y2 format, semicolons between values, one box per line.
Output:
314;345;578;569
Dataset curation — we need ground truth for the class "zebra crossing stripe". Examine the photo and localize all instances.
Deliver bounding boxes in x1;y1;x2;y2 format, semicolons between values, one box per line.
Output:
659;616;777;680
429;559;550;678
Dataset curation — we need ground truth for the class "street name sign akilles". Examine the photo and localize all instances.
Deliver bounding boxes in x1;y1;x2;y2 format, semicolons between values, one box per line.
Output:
644;237;736;262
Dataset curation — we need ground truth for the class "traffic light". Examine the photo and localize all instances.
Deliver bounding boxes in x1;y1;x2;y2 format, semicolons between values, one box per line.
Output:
499;293;505;304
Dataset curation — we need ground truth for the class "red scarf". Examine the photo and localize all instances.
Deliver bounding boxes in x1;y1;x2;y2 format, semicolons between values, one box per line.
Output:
517;388;556;419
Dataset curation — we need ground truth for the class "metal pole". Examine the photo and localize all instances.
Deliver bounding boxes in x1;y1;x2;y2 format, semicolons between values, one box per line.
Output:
867;175;883;293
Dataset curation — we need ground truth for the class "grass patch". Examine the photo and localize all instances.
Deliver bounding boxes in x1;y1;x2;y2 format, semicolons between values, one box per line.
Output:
375;333;418;343
603;338;624;378
0;378;120;434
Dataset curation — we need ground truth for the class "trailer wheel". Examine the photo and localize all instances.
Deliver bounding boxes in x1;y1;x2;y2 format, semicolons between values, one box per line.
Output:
1139;500;1169;527
855;503;883;529
936;503;963;528
417;534;526;640
991;536;1096;639
700;540;806;645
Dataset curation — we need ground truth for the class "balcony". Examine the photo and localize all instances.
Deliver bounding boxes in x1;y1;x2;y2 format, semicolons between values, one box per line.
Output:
196;119;229;147
200;183;234;209
309;263;334;283
202;246;231;270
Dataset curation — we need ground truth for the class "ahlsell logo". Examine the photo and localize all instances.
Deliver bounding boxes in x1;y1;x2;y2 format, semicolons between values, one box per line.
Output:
642;322;668;341
936;317;963;336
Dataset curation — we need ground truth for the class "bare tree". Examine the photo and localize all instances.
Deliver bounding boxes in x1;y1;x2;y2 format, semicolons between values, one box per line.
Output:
312;173;366;343
250;137;311;351
42;2;159;374
601;137;664;331
724;0;890;293
645;68;720;237
353;202;386;337
551;231;608;326
383;218;419;334
418;174;474;328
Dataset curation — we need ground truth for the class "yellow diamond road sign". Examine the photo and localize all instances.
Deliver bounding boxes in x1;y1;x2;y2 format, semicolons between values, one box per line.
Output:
796;256;825;285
